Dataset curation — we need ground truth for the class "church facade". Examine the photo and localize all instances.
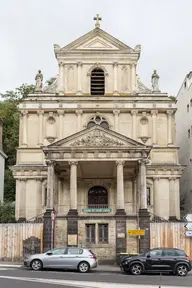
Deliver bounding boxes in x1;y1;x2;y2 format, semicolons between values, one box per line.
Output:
12;18;183;259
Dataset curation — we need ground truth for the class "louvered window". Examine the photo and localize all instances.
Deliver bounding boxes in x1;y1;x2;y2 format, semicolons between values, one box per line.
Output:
91;68;105;96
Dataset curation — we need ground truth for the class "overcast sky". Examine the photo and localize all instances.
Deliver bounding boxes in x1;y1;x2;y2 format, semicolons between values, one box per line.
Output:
0;0;191;95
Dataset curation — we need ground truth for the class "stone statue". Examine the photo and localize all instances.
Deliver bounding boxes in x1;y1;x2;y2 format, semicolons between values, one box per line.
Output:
151;70;160;92
35;70;43;92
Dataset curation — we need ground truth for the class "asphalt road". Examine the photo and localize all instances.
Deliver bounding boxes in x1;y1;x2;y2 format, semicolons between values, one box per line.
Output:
0;267;191;287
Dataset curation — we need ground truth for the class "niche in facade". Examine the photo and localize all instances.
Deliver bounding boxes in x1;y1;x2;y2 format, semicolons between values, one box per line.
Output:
46;114;57;143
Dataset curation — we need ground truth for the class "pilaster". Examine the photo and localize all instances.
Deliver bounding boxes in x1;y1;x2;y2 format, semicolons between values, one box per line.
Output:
113;110;120;132
113;62;119;95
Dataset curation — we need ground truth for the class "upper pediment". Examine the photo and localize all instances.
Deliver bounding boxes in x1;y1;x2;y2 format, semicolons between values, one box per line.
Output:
46;126;147;149
55;28;136;53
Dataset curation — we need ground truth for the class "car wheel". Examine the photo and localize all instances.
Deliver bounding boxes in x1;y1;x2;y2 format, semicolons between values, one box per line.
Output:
30;259;43;271
78;261;90;273
130;263;143;275
176;264;188;277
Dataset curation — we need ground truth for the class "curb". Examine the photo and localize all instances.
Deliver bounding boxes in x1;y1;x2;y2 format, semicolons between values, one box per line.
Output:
0;264;22;268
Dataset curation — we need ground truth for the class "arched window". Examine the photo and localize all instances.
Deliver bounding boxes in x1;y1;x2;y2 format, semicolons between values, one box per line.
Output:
87;115;109;129
91;68;105;96
88;186;108;207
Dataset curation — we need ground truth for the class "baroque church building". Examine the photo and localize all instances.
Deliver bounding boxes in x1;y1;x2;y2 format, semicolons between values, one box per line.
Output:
12;17;183;258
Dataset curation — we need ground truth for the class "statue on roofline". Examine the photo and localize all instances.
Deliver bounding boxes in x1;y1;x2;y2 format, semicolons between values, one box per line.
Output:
151;70;160;92
35;70;43;92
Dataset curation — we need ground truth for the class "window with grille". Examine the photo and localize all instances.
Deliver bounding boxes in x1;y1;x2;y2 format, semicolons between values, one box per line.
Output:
147;187;151;205
86;224;96;243
91;68;105;96
98;224;108;243
87;115;109;129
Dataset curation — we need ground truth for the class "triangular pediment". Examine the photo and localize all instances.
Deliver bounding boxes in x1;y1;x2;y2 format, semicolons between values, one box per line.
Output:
46;126;147;149
59;28;134;52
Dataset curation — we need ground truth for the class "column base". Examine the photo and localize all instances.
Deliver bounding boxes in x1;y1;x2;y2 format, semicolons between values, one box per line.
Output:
17;217;26;223
115;209;126;216
139;208;150;253
67;209;78;216
43;209;53;252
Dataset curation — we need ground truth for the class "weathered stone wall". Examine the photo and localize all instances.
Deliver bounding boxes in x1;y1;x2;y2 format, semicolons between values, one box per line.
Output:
55;218;68;247
126;219;138;253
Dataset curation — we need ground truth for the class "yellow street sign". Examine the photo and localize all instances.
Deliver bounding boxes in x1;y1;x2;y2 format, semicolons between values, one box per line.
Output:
128;230;145;236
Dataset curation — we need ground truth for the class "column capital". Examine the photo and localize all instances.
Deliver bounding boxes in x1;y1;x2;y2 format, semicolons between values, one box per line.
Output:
58;61;65;67
35;177;43;182
151;110;158;116
169;177;175;181
131;109;138;115
116;160;125;166
57;110;65;116
153;177;160;181
76;62;82;67
113;62;118;67
21;110;28;116
69;161;78;166
37;110;44;115
46;160;56;167
131;63;136;67
76;109;83;116
113;109;120;116
19;178;27;182
139;159;149;165
167;110;174;115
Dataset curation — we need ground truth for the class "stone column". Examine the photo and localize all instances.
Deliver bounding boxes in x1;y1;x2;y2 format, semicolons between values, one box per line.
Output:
153;177;159;214
169;177;175;219
131;64;136;92
151;110;158;145
36;178;42;216
167;110;173;145
37;110;44;146
46;161;55;210
132;178;137;213
58;110;65;139
76;62;82;95
68;161;78;215
21;110;28;147
139;160;147;209
76;110;83;131
16;179;26;221
174;178;180;220
113;110;120;132
131;110;137;140
58;62;65;94
116;160;125;215
113;62;119;95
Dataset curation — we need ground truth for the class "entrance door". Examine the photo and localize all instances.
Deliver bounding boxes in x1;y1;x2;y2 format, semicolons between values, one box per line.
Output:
146;249;163;271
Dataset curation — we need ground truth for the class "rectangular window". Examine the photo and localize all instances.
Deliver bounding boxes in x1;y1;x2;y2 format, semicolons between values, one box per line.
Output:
98;224;108;243
44;188;47;206
86;224;95;243
188;129;190;138
147;187;151;205
190;99;192;107
187;104;189;112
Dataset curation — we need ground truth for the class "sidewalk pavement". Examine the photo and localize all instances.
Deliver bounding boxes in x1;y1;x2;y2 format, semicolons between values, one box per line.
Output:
0;261;120;272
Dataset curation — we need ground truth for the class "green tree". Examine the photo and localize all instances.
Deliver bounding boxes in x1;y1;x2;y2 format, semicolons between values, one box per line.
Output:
0;84;35;202
0;202;15;223
46;77;56;86
169;95;176;101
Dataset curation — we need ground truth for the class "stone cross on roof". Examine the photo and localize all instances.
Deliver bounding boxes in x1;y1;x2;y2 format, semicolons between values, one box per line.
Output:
94;14;102;28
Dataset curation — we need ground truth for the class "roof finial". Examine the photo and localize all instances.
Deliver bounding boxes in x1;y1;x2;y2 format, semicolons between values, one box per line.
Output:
94;14;102;28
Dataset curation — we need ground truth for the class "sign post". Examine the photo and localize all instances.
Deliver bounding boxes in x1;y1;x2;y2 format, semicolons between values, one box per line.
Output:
184;214;192;237
51;210;56;249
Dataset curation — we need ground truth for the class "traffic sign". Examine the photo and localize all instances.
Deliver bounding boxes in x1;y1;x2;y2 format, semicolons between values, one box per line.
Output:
128;230;145;236
51;210;56;221
185;223;192;230
184;214;192;221
184;231;192;237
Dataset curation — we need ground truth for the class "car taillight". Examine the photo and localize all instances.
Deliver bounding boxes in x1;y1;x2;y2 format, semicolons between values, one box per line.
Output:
90;254;97;260
186;256;190;260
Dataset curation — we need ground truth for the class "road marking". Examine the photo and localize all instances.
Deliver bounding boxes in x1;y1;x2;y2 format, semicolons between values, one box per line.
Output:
0;268;16;271
0;276;188;288
0;264;22;268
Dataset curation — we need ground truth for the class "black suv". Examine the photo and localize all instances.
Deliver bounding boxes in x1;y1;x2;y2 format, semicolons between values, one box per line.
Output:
120;248;191;276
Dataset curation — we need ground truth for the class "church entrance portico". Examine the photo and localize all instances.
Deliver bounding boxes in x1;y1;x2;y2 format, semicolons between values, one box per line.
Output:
42;126;151;257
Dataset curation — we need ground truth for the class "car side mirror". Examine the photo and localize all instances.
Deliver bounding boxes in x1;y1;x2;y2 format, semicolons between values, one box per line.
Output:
146;253;150;258
46;252;52;256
